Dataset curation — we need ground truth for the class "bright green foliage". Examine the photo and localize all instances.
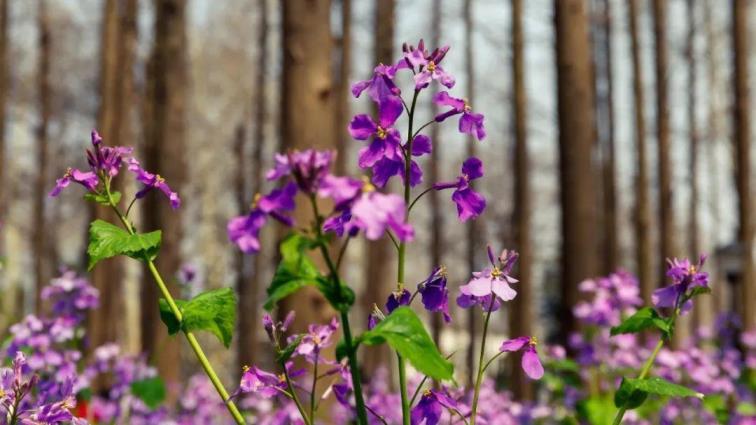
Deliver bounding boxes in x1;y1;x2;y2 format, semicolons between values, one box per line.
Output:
84;191;120;205
130;377;166;409
610;307;670;337
158;288;237;348
615;377;702;409
87;219;161;270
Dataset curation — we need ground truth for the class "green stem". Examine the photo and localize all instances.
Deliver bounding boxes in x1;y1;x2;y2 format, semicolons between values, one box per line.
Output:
282;362;312;425
398;354;410;425
611;308;679;425
309;352;319;421
105;190;245;425
309;196;369;425
469;297;495;425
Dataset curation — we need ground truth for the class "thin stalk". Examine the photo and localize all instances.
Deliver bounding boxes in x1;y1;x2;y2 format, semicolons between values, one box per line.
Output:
408;186;435;213
611;307;679;425
104;188;245;425
282;363;312;425
309;352;319;420
398;353;410;425
469;297;495;425
308;196;369;425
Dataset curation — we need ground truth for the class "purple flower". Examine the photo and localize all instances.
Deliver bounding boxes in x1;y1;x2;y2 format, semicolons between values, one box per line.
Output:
653;255;709;313
400;40;455;90
370;134;430;188
499;336;544;380
293;317;339;363
49;168;99;197
267;149;335;194
227;183;297;254
418;266;451;322
85;130;133;177
386;289;411;313
352;63;401;102
349;96;404;170
456;293;501;312
238;365;286;399
410;389;460;425
459;247;518;303
433;157;486;222
434;91;486;140
317;175;363;209
126;158;181;209
350;191;414;242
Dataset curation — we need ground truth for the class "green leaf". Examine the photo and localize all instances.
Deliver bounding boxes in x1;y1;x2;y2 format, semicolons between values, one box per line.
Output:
687;286;712;298
264;234;322;311
158;298;186;335
358;307;453;381
181;288;237;348
577;395;615;425
130;377;166;409
84;191;121;205
610;307;670;336
702;395;730;424
87;219;161;270
615;377;702;409
157;288;236;348
277;335;303;363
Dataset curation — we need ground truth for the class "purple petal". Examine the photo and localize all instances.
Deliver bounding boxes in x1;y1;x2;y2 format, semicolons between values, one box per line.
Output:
348;114;378;140
522;347;544;379
461;157;484;180
411;134;432;156
451;188;486;221
378;96;403;128
499;336;529;352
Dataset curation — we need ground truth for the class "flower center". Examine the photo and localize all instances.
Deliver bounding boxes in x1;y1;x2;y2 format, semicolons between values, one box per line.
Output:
423;389;433;397
688;265;697;274
438;265;447;277
251;193;262;209
155;174;165;184
491;267;502;279
64;167;73;178
242;365;250;373
278;374;286;383
529;336;538;347
463;100;472;112
376;126;388;139
361;176;376;193
313;335;322;345
427;61;436;72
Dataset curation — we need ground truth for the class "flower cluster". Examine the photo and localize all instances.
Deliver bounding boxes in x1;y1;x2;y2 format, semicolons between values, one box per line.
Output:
50;130;180;210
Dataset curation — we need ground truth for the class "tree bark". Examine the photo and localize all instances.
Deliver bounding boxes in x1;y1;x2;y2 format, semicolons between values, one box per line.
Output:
334;0;351;175
0;0;7;264
89;0;138;352
237;0;268;373
141;0;188;392
33;0;52;313
652;0;678;283
279;0;337;336
508;0;533;400
554;0;598;344
731;0;754;331
429;0;443;345
362;0;395;375
686;0;702;329
628;0;653;306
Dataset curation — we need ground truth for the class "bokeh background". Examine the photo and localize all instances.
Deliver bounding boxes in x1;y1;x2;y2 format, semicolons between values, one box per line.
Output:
0;0;753;398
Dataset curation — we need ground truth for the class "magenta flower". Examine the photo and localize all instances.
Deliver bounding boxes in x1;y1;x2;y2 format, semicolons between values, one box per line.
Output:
400;39;455;90
653;255;709;314
266;149;334;194
317;174;363;209
49;168;99;197
227;183;297;254
459;247;518;302
370;134;430;188
352;63;401;102
499;336;544;379
434;91;486;140
237;365;285;399
127;158;181;209
433;157;486;222
85;130;133;177
293;317;339;363
349;96;404;170
410;389;460;425
350;191;414;242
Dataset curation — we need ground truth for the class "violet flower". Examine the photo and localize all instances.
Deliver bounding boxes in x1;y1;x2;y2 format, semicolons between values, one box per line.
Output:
400;39;455;90
499;336;544;380
418;266;451;322
126;158;181;210
386;289;411;313
352;63;401;102
410;389;460;425
293;317;339;363
458;247;518;303
227;183;297;254
349;96;404;171
433;91;486;140
49;168;99;197
350;191;414;242
267;149;335;194
370;134;430;188
433;157;486;222
85;130;133;177
238;365;286;399
653;255;709;313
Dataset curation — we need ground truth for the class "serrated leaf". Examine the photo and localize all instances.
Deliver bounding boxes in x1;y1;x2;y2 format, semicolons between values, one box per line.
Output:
610;307;670;336
130;377;166;409
358;306;453;381
157;288;236;348
84;191;121;205
87;219;161;270
264;234;321;311
277;335;303;363
615;376;702;409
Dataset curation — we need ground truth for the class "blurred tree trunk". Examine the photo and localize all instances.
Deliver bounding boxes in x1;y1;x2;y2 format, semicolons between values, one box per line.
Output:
554;0;598;344
362;0;395;375
652;0;678;283
141;0;188;392
334;0;351;175
508;0;532;400
279;0;337;335
598;0;618;274
237;0;268;374
686;0;702;329
0;0;7;262
731;0;754;331
89;0;137;352
33;0;51;313
628;0;653;306
463;0;482;387
429;0;443;344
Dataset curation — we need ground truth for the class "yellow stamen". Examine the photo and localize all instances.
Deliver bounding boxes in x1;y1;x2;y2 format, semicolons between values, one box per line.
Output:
491;267;502;279
251;193;262;209
463;99;472;112
427;61;436;72
361;176;376;193
278;373;286;383
438;265;447;277
376;126;388;139
242;365;250;373
529;336;538;346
